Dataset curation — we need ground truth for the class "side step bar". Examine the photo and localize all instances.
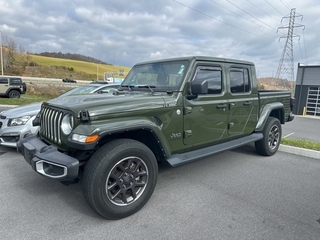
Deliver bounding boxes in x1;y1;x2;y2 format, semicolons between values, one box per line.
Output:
167;133;263;167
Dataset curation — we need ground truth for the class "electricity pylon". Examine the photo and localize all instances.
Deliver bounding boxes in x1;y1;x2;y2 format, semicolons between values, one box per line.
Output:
275;8;304;91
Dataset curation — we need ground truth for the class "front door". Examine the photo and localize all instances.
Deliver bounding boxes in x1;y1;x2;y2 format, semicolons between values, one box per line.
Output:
183;65;229;146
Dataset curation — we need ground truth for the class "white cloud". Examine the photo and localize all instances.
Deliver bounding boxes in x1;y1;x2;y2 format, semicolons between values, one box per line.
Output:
0;24;16;33
150;51;162;58
0;0;319;78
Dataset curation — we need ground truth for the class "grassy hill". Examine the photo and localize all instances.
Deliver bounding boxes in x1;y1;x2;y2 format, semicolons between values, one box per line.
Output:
11;52;131;81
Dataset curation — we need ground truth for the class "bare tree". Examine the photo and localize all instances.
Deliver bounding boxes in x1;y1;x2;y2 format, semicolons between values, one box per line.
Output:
19;44;25;54
2;35;17;70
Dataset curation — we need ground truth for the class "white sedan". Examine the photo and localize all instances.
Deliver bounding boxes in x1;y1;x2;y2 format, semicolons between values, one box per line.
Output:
0;83;119;147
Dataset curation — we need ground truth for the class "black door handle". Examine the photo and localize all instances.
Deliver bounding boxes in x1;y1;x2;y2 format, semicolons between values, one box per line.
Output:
216;104;227;109
243;101;252;106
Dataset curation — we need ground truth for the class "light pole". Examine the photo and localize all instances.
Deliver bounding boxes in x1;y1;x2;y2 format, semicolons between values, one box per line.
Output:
0;30;3;75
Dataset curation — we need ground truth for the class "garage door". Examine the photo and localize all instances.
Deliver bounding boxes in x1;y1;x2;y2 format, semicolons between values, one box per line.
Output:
306;87;320;116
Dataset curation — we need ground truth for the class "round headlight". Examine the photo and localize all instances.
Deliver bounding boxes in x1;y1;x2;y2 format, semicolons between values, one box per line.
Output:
61;114;74;135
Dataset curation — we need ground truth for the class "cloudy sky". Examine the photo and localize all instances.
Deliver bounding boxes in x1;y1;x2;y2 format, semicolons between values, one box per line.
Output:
0;0;319;79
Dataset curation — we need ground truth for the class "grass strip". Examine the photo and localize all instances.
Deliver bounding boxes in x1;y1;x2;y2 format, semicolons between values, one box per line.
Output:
281;138;320;151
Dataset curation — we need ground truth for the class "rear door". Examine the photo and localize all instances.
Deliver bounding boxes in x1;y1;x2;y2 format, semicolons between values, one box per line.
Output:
183;64;229;146
227;65;258;136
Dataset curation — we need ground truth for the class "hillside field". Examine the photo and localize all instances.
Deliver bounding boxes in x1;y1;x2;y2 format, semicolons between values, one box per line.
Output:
13;53;131;81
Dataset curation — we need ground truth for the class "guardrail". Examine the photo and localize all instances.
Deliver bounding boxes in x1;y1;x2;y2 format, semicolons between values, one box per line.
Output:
1;75;93;86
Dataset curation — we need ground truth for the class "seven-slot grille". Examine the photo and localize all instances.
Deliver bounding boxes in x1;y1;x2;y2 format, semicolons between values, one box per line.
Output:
40;106;65;144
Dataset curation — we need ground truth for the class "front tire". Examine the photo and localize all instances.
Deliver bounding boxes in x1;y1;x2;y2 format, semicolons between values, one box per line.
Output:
82;139;158;220
255;117;281;156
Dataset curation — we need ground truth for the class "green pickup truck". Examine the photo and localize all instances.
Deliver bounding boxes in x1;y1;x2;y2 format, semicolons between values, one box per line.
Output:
17;56;294;219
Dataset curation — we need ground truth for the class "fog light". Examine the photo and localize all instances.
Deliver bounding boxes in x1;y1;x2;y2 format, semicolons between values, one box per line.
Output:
36;161;67;178
43;162;65;176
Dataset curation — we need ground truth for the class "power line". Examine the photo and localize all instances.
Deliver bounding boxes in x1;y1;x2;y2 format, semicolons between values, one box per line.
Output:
298;40;303;64
226;0;278;32
247;0;279;23
210;0;276;33
302;29;309;64
172;0;274;41
265;0;285;17
279;0;291;10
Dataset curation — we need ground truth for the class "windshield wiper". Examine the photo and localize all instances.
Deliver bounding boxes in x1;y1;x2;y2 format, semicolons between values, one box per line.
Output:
136;85;156;94
120;85;133;92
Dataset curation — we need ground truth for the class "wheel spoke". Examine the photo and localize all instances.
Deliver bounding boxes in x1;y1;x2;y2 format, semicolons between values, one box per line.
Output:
135;182;146;187
107;181;117;190
121;190;128;204
133;161;141;172
117;164;126;172
137;170;147;176
131;188;137;199
111;189;122;200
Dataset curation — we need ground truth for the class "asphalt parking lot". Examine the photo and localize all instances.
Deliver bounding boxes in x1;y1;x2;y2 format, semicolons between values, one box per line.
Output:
282;115;320;142
0;108;319;239
1;142;320;239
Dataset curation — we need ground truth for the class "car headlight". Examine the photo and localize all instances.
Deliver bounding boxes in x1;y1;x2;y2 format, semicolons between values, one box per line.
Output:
8;116;31;126
61;114;74;135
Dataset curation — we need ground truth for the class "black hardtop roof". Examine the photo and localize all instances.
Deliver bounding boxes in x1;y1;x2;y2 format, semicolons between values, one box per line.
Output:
134;56;254;66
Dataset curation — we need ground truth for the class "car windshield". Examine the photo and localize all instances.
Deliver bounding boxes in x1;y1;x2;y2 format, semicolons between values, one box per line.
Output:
58;85;101;97
121;60;189;91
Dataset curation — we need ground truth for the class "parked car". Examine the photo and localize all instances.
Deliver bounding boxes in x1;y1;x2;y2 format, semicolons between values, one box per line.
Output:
62;78;77;83
0;83;120;148
0;77;27;98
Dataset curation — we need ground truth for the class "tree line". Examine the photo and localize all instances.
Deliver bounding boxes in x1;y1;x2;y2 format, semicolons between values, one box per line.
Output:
0;36;111;75
34;52;110;65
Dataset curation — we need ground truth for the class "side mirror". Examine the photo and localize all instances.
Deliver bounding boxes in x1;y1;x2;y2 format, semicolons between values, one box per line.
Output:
191;79;208;95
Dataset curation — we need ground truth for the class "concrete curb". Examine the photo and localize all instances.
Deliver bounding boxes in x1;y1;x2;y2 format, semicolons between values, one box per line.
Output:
0;105;19;108
279;144;320;159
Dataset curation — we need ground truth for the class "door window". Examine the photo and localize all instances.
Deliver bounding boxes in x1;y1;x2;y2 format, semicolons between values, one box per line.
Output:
229;68;250;94
0;78;8;84
193;67;222;94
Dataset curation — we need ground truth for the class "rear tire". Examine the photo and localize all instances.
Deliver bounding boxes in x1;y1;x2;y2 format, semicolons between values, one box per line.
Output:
255;117;281;156
82;139;158;220
8;90;20;98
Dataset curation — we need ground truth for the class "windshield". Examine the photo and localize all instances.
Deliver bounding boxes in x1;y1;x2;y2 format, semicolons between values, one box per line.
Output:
58;85;101;97
121;60;189;91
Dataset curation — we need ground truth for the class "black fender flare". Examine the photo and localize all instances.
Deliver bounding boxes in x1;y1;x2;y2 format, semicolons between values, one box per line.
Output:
255;102;284;132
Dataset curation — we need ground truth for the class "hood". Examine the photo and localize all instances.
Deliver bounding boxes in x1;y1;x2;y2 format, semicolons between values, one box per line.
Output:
45;91;171;117
0;102;42;118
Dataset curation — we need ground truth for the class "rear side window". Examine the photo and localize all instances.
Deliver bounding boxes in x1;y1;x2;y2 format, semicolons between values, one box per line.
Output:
0;78;8;84
229;68;250;94
193;67;222;94
10;78;22;84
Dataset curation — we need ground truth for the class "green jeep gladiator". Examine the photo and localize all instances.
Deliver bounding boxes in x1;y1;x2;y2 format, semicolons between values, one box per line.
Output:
17;56;294;219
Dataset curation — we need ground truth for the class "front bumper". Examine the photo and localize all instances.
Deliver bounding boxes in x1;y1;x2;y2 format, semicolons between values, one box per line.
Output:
0;120;39;148
17;135;79;181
